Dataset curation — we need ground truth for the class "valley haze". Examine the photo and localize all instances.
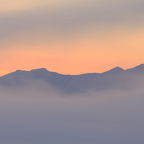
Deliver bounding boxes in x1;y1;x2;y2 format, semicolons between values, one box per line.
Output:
1;64;144;144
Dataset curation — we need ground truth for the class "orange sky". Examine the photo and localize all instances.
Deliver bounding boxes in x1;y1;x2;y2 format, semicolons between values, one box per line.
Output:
0;0;144;76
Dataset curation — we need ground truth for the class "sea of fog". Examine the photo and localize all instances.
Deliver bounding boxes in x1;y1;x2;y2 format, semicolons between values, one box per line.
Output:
0;82;144;144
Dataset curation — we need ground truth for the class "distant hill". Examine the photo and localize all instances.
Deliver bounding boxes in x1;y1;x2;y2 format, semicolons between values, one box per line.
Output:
1;64;144;93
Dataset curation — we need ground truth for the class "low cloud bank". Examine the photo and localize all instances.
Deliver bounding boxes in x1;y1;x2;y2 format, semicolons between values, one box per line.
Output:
0;82;144;144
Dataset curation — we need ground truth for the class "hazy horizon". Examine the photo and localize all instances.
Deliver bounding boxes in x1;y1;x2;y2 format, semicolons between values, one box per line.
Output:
1;0;144;143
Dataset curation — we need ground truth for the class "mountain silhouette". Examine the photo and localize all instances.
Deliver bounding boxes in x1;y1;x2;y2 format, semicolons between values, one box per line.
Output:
1;64;144;93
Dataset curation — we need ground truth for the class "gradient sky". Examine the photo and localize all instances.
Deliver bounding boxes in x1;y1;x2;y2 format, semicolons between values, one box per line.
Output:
0;0;144;75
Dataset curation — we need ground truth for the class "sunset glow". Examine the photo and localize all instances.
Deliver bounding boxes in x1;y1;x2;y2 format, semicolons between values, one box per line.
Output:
0;0;144;75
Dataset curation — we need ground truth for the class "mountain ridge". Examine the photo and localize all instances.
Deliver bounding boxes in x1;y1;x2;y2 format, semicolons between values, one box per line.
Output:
2;63;144;77
0;64;144;93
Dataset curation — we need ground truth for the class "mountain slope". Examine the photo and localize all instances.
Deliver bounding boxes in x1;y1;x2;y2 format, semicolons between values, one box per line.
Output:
0;64;144;93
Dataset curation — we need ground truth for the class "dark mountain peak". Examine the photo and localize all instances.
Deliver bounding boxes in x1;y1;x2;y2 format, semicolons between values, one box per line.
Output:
29;68;50;78
15;70;23;72
112;66;123;70
126;64;144;73
30;68;49;74
103;66;124;74
30;68;48;72
14;70;27;73
133;64;144;69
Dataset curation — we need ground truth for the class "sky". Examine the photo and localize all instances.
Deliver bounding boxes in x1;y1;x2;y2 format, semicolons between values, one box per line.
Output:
0;0;144;75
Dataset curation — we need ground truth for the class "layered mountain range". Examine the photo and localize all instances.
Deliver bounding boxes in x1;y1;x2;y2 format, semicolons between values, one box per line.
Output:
1;64;144;93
